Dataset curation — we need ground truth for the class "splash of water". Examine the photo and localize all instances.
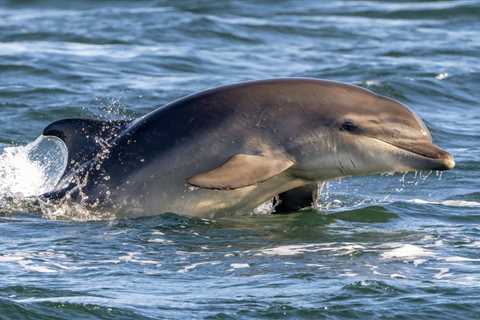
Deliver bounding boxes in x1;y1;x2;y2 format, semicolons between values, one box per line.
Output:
0;136;67;211
316;169;444;212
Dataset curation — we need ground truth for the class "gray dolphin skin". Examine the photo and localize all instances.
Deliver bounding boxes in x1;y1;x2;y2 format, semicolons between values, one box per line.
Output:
41;78;455;218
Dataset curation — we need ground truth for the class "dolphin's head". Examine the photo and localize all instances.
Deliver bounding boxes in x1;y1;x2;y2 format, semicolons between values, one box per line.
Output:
288;81;454;181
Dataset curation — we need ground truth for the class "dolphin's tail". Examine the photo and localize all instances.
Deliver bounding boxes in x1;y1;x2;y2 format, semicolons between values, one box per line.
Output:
42;118;130;183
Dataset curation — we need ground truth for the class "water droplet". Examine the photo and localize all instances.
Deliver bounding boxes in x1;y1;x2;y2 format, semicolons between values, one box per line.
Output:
435;72;448;80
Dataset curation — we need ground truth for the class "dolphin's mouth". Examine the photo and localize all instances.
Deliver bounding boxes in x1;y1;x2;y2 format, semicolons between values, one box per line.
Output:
371;137;455;170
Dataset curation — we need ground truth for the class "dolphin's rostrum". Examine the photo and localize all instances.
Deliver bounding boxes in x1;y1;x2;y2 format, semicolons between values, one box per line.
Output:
41;78;454;218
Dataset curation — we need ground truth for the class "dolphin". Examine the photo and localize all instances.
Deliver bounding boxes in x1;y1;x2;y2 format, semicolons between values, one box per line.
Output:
41;78;454;218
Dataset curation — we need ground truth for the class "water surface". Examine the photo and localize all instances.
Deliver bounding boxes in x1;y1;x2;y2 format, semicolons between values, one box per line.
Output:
0;1;479;319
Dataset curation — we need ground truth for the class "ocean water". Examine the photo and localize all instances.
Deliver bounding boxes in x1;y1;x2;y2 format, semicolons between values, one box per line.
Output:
0;0;479;319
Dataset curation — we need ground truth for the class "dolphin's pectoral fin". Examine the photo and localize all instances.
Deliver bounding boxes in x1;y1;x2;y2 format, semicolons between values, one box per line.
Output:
273;184;318;214
42;118;130;179
187;154;294;190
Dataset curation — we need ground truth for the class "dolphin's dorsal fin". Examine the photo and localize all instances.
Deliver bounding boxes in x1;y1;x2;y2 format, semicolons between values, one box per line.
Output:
187;154;294;190
42;118;130;180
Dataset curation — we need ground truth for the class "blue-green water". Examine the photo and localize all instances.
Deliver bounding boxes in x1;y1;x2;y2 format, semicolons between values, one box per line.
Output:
0;0;479;319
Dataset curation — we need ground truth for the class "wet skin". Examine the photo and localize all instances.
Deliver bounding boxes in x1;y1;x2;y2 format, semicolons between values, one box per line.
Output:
42;78;454;218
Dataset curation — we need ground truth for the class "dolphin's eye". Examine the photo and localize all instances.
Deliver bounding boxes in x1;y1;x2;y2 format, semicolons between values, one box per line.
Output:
340;120;360;133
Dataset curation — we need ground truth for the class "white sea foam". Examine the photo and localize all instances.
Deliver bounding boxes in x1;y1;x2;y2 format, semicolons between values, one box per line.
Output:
0;41;183;60
119;252;137;262
22;264;58;273
433;268;451;279
0;251;61;273
413;259;427;266
256;243;364;256
408;199;480;208
462;241;480;248
148;238;174;244
178;261;221;273
381;244;433;260
0;254;25;262
306;263;325;268
442;256;480;262
138;260;161;265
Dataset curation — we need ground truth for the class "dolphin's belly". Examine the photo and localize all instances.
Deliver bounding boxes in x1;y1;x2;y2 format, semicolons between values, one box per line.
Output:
163;187;258;218
113;168;307;218
113;175;261;218
113;184;256;218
